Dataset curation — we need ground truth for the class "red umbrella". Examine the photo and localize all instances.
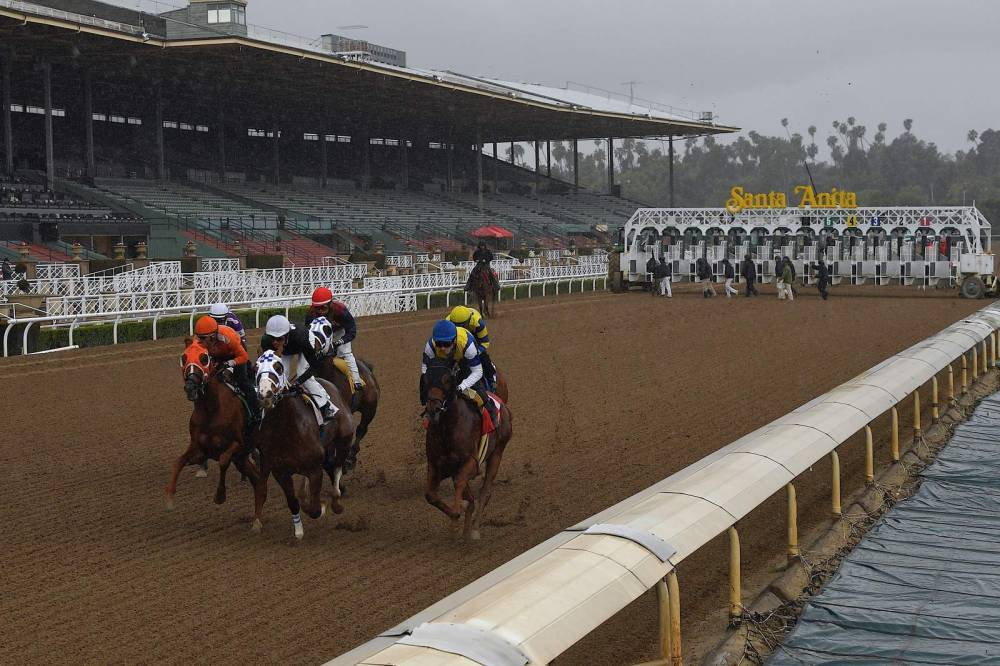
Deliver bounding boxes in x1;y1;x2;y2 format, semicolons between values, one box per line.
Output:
470;225;513;239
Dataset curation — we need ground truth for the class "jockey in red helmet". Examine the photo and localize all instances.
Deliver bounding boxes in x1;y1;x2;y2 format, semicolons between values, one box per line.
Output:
306;286;363;395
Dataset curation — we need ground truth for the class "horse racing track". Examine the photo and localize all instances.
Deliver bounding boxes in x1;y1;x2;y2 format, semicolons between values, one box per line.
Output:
0;289;984;664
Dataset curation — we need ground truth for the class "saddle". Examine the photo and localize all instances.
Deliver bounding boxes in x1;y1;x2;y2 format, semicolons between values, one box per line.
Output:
475;393;504;471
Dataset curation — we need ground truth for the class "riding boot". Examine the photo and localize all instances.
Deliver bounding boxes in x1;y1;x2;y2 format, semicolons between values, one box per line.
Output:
479;349;497;392
477;387;498;427
321;400;339;423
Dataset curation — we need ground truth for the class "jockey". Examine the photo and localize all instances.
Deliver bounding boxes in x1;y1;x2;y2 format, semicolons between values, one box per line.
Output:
469;241;500;292
260;314;338;423
208;302;247;349
420;320;498;425
306;287;363;395
446;305;496;390
193;316;258;418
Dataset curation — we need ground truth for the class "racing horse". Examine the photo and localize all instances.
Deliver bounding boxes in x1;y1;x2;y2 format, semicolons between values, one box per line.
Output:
468;264;497;317
422;357;513;540
307;318;380;471
250;351;354;539
165;338;259;510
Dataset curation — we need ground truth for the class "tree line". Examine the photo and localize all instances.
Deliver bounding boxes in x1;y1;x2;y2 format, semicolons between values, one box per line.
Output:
531;120;1000;224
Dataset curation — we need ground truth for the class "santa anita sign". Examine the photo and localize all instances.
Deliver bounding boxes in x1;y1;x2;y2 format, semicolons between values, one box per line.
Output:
725;185;857;213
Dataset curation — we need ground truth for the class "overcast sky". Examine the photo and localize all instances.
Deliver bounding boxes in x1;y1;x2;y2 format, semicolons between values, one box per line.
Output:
128;0;998;156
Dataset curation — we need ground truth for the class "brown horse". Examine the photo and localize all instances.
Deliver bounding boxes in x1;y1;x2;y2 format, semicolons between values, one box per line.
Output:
165;338;258;510
251;351;354;539
316;356;379;471
423;357;513;540
470;266;497;317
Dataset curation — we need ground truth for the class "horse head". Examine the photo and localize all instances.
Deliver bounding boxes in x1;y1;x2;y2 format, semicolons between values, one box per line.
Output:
424;357;457;425
180;337;212;402
255;350;289;413
308;317;335;356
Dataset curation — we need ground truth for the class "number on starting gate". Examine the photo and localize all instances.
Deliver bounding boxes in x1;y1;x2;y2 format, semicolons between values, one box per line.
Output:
869;216;881;226
846;216;858;227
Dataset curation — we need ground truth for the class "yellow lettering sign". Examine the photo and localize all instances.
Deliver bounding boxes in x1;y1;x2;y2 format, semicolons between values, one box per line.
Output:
727;186;856;212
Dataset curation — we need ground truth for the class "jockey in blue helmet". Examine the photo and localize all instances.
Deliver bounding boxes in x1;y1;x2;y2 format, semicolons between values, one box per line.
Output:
420;320;497;423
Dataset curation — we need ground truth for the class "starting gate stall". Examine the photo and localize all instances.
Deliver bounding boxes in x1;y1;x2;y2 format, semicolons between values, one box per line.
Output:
619;205;993;297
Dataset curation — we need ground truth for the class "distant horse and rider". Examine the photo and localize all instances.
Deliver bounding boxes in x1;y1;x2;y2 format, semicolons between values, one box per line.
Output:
467;241;500;317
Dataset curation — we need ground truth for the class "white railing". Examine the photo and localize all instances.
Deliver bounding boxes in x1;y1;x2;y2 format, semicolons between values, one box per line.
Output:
363;272;462;291
530;263;606;279
3;269;608;356
200;258;242;272
386;255;415;269
333;302;1000;666
35;263;81;280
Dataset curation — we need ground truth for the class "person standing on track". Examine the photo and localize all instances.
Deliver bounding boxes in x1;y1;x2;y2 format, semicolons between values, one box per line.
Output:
656;256;672;298
815;258;830;300
779;258;795;301
306;287;363;396
741;254;758;297
646;254;657;292
721;258;738;298
696;257;716;298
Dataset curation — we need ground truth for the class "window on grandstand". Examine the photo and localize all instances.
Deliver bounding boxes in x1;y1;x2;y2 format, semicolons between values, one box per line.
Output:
303;133;319;141
53;109;66;117
93;113;106;121
26;106;44;115
429;141;445;149
180;123;194;131
196;125;209;132
385;139;399;146
110;115;126;124
207;3;245;25
164;120;179;129
337;135;351;143
10;104;23;113
127;117;142;126
324;134;335;142
248;128;265;137
370;138;384;145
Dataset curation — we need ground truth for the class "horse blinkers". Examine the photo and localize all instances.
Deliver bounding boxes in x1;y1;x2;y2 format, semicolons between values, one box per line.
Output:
180;350;211;402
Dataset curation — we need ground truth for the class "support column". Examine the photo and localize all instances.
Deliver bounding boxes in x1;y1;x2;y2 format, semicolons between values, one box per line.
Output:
931;376;939;424
83;69;95;181
320;131;328;188
667;571;682;665
42;62;54;191
786;483;799;561
912;390;922;442
1;57;11;176
272;125;280;184
864;425;874;483
728;525;741;622
155;85;165;179
890;406;900;462
445;139;453;193
573;138;579;191
491;142;498;193
668;135;675;207
533;140;540;191
399;137;408;190
830;450;841;517
546;140;551;178
363;134;371;191
607;137;615;195
510;141;515;166
216;100;226;182
476;129;483;212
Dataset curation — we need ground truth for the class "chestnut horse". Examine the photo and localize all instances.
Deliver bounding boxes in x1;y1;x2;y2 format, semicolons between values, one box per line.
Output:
251;351;354;539
423;357;513;540
166;338;259;511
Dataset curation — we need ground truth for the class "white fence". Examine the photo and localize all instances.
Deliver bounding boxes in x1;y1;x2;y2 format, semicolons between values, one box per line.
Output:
363;272;462;291
199;258;242;272
332;303;1000;666
386;255;415;269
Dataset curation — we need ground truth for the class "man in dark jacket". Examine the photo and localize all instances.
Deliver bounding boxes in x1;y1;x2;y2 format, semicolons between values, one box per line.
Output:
260;315;338;422
815;259;830;300
656;257;672;298
469;241;500;292
696;257;716;297
741;254;758;297
1;258;12;281
646;255;657;292
721;258;738;297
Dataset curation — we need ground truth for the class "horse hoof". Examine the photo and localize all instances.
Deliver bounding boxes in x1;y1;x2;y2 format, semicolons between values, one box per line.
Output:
214;493;226;505
293;525;305;540
470;529;481;541
320;501;328;519
165;497;174;512
195;468;208;478
251;519;262;533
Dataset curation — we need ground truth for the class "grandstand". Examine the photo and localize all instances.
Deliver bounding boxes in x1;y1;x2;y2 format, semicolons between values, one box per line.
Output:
0;0;736;264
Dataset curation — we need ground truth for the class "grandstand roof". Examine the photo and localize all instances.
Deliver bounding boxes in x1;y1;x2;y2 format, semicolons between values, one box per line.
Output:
0;0;739;143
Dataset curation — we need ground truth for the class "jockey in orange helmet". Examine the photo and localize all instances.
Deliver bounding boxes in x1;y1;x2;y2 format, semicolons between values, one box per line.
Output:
306;286;363;395
194;316;258;417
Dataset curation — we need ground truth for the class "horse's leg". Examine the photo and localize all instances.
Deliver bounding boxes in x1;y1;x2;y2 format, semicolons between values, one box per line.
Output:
250;461;270;533
425;463;460;520
164;445;195;511
472;446;505;540
214;440;241;505
304;468;325;520
350;394;378;468
462;482;476;540
274;471;305;540
449;456;477;520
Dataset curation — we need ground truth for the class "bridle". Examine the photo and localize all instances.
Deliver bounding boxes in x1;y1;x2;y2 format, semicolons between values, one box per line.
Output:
255;350;292;414
181;346;213;402
424;359;457;422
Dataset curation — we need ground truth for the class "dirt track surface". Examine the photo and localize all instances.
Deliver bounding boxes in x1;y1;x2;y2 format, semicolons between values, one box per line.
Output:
0;288;984;664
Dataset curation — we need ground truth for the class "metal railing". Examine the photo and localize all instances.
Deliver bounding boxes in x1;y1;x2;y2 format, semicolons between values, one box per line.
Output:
333;303;1000;666
2;268;608;356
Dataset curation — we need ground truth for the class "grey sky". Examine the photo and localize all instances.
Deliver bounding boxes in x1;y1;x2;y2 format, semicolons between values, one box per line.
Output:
127;0;999;155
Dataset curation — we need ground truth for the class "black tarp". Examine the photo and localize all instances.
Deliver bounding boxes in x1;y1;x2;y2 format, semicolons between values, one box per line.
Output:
771;394;1000;665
